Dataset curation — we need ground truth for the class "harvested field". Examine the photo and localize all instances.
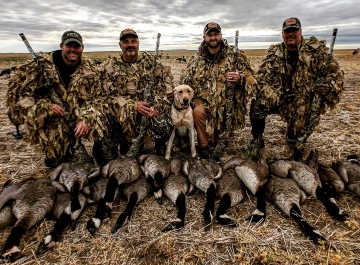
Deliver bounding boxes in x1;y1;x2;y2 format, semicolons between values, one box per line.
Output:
0;49;359;265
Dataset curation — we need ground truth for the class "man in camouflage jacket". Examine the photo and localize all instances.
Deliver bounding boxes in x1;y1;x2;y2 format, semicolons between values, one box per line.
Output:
7;31;105;167
94;29;174;165
181;22;256;158
250;18;344;161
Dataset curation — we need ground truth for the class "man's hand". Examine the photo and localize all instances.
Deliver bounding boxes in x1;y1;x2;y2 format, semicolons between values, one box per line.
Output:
74;121;89;138
137;101;158;118
313;83;329;96
52;104;65;116
226;70;245;85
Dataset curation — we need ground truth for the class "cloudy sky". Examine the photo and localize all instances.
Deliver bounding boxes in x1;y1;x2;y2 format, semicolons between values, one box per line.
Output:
0;0;359;53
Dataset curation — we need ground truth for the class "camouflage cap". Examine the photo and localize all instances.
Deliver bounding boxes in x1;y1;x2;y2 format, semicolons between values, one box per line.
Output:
282;17;301;31
203;22;221;35
120;28;138;40
61;30;83;45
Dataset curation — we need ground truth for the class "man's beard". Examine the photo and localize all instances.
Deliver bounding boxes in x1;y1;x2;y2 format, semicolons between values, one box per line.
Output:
125;47;137;57
205;39;221;49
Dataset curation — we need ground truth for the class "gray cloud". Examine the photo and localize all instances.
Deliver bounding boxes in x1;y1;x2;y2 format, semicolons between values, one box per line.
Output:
0;0;358;53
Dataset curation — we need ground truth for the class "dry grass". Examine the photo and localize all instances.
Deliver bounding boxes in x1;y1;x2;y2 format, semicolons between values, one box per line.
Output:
0;50;360;265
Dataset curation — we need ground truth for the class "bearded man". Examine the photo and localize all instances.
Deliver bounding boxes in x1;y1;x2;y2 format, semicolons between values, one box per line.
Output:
249;18;344;161
181;22;256;159
93;28;174;165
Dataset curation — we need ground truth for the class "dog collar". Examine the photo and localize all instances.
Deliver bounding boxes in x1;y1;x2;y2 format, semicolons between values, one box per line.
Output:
173;102;186;112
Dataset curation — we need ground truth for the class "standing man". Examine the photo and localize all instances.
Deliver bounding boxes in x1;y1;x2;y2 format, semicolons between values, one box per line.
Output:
94;28;174;165
7;30;105;167
181;22;256;159
249;18;344;161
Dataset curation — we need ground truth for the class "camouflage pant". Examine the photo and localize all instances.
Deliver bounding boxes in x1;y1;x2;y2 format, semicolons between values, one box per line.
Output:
44;137;76;168
92;115;129;166
93;114;170;164
250;98;319;151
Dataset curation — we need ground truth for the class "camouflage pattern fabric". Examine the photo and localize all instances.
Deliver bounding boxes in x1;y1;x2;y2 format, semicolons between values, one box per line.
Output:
98;51;174;141
180;39;256;132
253;36;344;150
6;51;106;161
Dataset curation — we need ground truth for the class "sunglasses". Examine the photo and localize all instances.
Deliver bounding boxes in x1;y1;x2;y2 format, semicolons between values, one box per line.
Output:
283;28;301;34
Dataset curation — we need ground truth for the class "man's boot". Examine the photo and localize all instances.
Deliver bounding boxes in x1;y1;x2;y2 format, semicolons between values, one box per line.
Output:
293;148;303;162
155;138;167;157
71;139;92;163
93;138;118;166
250;117;265;149
198;145;210;159
119;141;131;156
44;156;63;168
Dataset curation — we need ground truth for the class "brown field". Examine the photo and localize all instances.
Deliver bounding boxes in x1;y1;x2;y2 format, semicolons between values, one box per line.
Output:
0;50;359;265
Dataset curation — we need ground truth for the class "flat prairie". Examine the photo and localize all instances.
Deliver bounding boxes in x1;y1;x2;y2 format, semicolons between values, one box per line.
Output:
0;50;359;265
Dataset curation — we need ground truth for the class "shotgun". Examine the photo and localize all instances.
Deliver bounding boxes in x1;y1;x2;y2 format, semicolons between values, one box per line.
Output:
126;33;162;158
20;33;89;159
212;30;239;160
297;28;338;146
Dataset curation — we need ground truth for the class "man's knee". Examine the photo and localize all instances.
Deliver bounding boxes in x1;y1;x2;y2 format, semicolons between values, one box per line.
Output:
250;99;268;119
193;105;207;122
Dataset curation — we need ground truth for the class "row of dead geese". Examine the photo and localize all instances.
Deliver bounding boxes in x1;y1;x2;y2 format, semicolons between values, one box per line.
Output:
0;151;359;263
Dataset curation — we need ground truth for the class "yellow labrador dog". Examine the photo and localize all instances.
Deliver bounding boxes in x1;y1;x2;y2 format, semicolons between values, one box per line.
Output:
165;85;196;159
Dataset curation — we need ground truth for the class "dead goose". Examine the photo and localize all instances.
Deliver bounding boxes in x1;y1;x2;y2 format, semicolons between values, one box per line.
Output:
265;175;327;245
84;177;119;205
35;191;87;255
183;158;222;227
305;152;345;197
269;151;347;221
317;164;345;197
86;157;141;235
222;150;269;222
138;154;171;204
0;181;16;230
51;161;101;212
162;159;189;232
347;154;360;166
111;175;152;233
332;156;360;197
215;168;245;226
0;204;16;230
0;177;65;262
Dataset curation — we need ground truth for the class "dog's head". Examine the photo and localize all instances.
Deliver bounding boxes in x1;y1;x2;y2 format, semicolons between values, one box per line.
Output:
173;85;194;109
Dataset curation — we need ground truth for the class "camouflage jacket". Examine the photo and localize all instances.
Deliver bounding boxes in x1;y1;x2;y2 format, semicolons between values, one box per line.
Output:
180;39;256;131
6;50;105;158
256;36;344;129
98;51;174;139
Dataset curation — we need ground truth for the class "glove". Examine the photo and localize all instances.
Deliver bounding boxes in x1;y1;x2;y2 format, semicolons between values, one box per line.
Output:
313;83;329;96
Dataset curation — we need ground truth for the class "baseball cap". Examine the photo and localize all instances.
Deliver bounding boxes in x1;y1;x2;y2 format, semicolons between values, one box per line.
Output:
203;22;221;35
282;17;301;31
61;30;83;45
120;28;138;40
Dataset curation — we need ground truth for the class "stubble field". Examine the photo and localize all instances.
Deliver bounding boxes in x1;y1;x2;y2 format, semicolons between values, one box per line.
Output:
0;49;359;265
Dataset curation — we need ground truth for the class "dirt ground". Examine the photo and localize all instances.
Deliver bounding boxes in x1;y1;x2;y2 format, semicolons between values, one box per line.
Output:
0;50;359;265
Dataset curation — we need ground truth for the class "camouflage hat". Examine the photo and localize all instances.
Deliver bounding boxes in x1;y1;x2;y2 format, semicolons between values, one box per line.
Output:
203;22;221;34
282;17;301;31
120;28;138;40
61;30;83;45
